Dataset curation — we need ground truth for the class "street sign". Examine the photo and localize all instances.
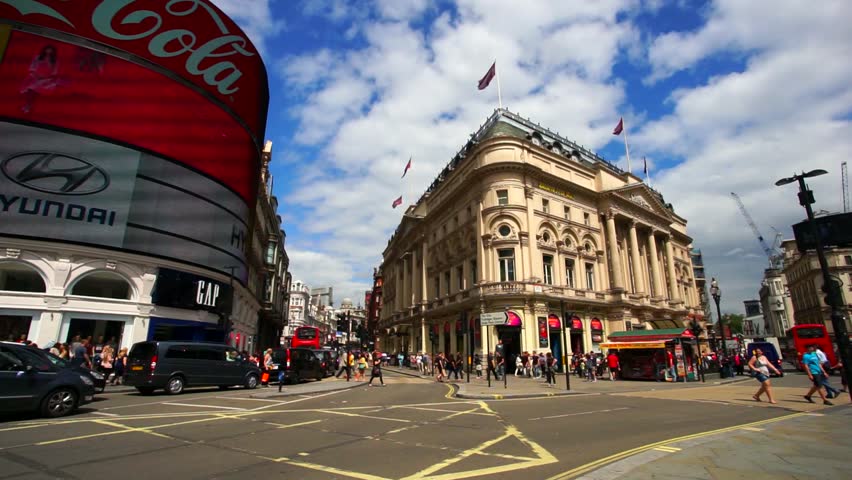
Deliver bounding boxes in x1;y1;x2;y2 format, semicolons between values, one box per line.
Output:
480;312;508;326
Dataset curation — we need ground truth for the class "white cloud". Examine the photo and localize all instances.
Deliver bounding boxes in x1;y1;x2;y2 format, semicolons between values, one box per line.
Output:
213;0;285;56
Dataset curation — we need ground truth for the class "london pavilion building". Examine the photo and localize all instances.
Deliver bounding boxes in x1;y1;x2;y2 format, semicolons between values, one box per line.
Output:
377;109;703;362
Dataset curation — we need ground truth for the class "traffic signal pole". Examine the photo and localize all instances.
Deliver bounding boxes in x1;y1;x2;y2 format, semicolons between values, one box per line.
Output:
795;176;852;402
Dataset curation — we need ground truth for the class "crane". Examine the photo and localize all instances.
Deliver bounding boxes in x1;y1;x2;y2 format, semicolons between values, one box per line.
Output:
730;192;782;269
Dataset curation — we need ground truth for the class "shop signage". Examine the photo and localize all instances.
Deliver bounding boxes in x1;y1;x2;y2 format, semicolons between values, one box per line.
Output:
152;267;232;314
675;344;686;377
547;314;561;329
480;312;507;326
539;183;574;200
570;316;583;331
537;317;548;348
590;318;603;331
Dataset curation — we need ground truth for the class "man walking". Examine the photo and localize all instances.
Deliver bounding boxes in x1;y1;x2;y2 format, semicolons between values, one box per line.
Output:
335;350;353;381
803;344;833;405
607;350;620;381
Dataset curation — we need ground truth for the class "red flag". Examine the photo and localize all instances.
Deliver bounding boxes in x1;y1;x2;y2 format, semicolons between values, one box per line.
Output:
478;62;496;90
612;117;624;135
392;196;403;209
402;157;412;178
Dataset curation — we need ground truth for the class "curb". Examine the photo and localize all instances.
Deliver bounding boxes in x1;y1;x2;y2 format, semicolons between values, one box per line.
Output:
249;381;365;399
454;390;581;400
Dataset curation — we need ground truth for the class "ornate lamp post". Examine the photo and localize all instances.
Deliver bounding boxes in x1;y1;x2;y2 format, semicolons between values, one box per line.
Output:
710;278;726;354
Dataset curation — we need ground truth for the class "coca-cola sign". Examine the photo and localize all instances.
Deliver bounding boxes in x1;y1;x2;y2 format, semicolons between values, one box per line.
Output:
0;0;268;144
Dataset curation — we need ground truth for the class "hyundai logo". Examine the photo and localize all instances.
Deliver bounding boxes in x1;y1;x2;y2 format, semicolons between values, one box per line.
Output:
1;152;109;195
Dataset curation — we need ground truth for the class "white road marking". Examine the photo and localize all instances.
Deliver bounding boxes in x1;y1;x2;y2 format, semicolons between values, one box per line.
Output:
91;411;120;417
163;402;246;411
530;407;629;421
213;396;282;403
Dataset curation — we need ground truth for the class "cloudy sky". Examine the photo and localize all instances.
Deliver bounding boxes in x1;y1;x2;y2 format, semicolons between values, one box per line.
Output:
217;0;852;313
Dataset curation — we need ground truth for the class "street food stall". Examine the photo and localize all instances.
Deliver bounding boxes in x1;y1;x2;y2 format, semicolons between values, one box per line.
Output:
600;328;699;381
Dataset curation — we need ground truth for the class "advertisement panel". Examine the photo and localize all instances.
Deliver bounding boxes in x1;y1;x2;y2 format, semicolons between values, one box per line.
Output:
0;29;258;203
0;121;248;281
151;267;232;315
0;0;268;141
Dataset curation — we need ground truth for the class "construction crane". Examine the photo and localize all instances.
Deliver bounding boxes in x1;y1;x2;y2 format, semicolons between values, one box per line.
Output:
842;161;849;213
730;192;782;269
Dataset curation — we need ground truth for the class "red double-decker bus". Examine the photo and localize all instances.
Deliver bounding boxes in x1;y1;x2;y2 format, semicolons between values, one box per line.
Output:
291;326;322;349
783;324;837;370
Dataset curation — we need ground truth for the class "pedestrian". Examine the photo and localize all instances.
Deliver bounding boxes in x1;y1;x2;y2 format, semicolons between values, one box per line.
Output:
531;352;541;378
423;353;431;376
815;346;830;373
334;350;352;382
48;342;60;357
586;353;597;382
357;353;368;381
435;352;446;382
262;348;273;387
474;353;482;378
831;359;847;393
454;353;463;380
544;352;556;386
487;353;500;381
515;354;523;376
748;347;782;404
368;351;384;387
397;352;404;367
112;347;127;385
58;343;69;359
70;338;91;369
100;345;114;382
415;353;423;374
607;350;620;381
802;344;833;406
733;352;743;376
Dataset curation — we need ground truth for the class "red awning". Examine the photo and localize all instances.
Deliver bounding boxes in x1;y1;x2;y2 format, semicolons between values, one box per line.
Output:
570;316;583;331
506;311;522;327
444;322;451;333
547;314;561;329
590;318;603;331
608;328;695;343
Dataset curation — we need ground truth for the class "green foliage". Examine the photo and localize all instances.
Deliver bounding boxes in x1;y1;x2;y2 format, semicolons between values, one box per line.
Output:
722;313;745;334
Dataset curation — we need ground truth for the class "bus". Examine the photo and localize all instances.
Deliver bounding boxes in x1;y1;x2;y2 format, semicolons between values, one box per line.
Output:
782;324;837;371
291;326;322;349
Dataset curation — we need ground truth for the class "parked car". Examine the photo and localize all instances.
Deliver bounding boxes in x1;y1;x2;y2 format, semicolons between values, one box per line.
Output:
124;341;261;395
41;350;107;393
0;341;96;418
312;349;336;377
271;347;323;384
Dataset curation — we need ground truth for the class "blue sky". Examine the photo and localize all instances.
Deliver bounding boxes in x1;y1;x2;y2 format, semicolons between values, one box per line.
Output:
216;0;852;314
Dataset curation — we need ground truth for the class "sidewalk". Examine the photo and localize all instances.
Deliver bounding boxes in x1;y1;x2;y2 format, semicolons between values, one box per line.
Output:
383;366;752;399
576;405;852;480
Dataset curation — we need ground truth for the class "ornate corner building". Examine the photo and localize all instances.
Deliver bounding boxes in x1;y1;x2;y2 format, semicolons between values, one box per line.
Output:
377;109;703;359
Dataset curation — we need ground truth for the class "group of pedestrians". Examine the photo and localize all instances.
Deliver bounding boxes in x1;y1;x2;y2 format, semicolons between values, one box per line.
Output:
333;350;386;386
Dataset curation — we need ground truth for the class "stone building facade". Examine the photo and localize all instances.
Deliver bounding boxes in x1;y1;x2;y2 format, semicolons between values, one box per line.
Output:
377;109;703;361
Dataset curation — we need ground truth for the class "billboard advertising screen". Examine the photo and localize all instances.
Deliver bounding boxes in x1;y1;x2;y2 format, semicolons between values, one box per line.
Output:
0;121;249;282
0;0;268;141
0;29;258;203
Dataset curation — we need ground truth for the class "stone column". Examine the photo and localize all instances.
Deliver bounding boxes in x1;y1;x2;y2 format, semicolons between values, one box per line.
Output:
420;318;427;353
421;241;429;300
647;232;662;297
605;212;625;290
665;237;680;302
438;323;446;354
401;259;408;312
629;221;645;294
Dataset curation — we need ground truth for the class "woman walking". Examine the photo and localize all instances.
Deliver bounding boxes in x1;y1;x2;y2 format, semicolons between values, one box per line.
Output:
435;353;446;382
100;345;115;383
112;348;127;385
357;353;368;381
748;347;782;404
368;351;384;387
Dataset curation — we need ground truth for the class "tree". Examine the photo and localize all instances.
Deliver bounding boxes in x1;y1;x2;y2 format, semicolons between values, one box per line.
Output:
722;314;745;334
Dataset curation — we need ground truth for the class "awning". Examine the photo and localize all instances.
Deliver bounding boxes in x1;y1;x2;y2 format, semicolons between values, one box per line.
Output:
590;318;603;331
600;341;666;350
570;316;583;331
505;311;522;327
547;314;561;329
608;328;695;343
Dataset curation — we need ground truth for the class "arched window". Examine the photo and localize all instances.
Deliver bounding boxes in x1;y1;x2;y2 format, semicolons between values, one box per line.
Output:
0;263;46;293
71;271;131;300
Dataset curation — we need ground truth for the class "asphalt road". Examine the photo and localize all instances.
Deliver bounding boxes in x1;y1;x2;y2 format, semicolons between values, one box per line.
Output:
0;371;836;480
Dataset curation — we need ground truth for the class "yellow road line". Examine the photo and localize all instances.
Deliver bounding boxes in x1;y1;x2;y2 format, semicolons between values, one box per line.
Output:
314;409;411;423
653;446;681;452
444;384;455;399
286;460;391;480
262;419;323;430
545;412;808;480
400;429;513;480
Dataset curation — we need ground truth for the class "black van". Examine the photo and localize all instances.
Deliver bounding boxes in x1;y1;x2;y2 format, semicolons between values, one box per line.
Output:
271;347;323;384
125;341;261;395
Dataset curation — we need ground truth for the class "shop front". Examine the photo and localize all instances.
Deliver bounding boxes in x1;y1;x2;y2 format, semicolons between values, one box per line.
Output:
150;268;232;342
547;314;565;370
601;328;699;382
568;316;584;354
495;311;522;364
590;318;604;353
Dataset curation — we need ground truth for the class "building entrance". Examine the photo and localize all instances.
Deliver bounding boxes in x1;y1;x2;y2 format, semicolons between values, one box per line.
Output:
496;326;521;366
65;318;125;348
0;314;32;342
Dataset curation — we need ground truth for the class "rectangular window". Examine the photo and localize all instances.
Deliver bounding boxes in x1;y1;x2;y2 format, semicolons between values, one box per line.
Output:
542;255;554;285
457;265;464;290
497;189;508;206
470;259;477;285
585;263;595;290
266;241;276;264
498;249;516;282
564;206;570;220
845;255;852;266
435;276;440;298
565;258;575;288
542;198;549;214
445;271;451;295
583;212;590;226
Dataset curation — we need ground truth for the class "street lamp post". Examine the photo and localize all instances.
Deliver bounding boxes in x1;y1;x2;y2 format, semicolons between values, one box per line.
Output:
776;169;852;402
710;278;726;354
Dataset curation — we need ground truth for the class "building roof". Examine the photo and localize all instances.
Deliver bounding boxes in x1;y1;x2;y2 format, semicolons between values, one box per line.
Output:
608;328;694;342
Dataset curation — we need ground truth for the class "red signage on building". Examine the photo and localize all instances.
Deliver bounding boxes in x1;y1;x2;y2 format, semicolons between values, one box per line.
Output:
590;318;603;331
571;316;583;331
0;0;268;142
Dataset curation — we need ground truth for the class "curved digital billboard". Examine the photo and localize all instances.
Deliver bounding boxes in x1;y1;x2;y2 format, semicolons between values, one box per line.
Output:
0;1;269;283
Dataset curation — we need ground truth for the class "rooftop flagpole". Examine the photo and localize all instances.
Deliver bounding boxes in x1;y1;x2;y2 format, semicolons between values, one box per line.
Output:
622;118;632;174
494;59;503;110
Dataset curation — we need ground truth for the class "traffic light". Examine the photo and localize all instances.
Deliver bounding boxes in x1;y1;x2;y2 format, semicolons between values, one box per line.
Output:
823;279;842;307
429;329;436;344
